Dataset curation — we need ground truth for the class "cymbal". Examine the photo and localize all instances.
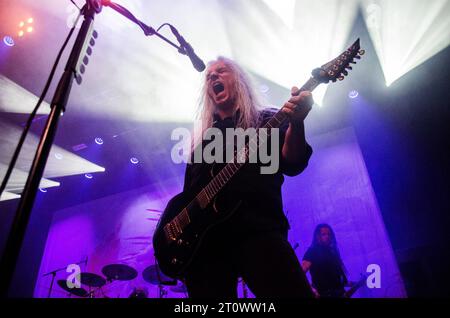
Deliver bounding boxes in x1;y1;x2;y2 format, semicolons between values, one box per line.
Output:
57;279;88;297
102;264;138;281
142;265;177;286
80;272;106;287
171;283;188;294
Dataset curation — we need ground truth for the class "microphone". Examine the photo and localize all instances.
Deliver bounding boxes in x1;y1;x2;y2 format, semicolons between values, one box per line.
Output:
169;26;205;72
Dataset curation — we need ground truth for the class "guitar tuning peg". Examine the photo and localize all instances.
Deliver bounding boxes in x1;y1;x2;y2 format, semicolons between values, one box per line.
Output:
346;66;353;70
350;60;357;64
355;55;361;59
332;79;337;83
359;49;365;55
338;76;345;81
343;70;348;76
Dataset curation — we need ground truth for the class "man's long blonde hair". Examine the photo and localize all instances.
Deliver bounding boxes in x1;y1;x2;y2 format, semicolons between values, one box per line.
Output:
193;57;262;148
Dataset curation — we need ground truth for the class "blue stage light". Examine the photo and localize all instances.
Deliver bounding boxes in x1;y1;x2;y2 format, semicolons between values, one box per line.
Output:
348;90;359;99
95;137;104;145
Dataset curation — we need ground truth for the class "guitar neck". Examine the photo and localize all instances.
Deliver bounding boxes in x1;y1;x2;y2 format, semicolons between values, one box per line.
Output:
195;76;321;207
344;277;367;298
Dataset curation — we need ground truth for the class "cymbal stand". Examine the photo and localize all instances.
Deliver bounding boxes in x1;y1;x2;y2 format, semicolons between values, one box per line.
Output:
242;278;248;299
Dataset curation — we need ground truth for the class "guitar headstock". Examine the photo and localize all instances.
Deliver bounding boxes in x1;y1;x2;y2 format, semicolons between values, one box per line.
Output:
312;38;365;84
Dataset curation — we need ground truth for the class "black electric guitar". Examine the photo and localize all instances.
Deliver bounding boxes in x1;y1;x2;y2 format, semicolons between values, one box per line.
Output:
153;39;365;278
344;273;370;298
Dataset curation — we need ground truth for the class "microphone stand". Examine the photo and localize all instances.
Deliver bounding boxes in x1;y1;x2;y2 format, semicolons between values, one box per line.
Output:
0;0;197;298
0;2;100;298
42;257;88;298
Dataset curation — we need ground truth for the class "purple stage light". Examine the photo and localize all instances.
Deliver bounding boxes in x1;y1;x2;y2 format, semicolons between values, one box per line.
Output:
54;153;63;160
95;137;104;145
130;157;139;164
85;173;93;179
259;84;270;93
348;90;359;99
3;36;14;47
39;188;47;193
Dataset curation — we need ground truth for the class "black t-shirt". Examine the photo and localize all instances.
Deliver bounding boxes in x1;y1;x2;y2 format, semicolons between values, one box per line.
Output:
303;245;348;294
182;108;313;234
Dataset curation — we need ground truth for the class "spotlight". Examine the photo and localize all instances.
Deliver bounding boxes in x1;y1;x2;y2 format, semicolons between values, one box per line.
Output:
54;153;63;160
348;90;359;99
259;84;270;94
130;157;139;164
3;36;14;47
85;173;93;179
362;1;449;86
39;188;47;193
17;17;34;38
94;137;104;145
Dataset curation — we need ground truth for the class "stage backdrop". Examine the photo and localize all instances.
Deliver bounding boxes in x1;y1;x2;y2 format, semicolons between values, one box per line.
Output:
34;127;406;298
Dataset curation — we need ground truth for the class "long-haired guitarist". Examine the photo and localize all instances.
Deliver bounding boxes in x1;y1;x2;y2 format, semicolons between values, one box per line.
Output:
181;56;315;297
302;223;349;298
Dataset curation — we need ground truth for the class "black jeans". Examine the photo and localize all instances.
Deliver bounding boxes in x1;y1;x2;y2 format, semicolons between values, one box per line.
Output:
184;230;313;298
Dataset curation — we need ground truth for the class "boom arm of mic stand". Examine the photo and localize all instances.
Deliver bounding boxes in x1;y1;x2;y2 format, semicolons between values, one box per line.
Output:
102;1;186;54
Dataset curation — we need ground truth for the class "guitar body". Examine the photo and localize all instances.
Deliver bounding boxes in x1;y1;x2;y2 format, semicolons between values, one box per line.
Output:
153;178;242;278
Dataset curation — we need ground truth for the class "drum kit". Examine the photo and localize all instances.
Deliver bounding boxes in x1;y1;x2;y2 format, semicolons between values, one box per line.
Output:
142;264;187;298
53;263;187;298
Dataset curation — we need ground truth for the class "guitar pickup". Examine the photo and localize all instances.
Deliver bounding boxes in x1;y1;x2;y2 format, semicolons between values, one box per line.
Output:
164;221;182;242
